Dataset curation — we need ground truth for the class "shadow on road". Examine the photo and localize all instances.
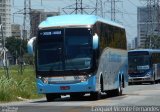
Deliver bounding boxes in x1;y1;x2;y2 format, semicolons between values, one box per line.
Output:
30;93;127;103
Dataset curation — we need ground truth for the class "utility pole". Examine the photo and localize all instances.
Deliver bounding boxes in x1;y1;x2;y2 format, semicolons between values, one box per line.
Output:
141;0;160;48
62;0;96;15
96;0;103;17
147;0;154;48
155;0;160;34
0;16;9;79
20;0;31;74
154;0;160;48
13;0;31;74
41;0;43;6
103;0;123;21
111;0;116;21
23;0;31;40
76;0;83;14
14;0;31;39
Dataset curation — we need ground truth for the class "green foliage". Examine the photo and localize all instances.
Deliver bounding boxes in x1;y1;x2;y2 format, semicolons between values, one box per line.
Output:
0;66;43;102
5;37;27;63
23;53;34;65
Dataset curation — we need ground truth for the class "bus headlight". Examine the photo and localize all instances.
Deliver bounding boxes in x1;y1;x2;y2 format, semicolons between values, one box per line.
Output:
75;75;88;82
37;76;48;84
78;75;88;82
43;77;49;84
145;71;152;77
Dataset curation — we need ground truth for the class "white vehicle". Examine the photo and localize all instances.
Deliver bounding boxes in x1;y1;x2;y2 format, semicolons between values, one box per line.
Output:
28;15;128;101
128;49;160;84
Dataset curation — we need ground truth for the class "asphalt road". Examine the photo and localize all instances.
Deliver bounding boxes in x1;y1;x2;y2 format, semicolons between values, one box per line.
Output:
1;83;160;112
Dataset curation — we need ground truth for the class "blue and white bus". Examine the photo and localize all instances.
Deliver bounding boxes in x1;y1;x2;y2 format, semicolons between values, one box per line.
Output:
128;49;160;84
28;15;128;101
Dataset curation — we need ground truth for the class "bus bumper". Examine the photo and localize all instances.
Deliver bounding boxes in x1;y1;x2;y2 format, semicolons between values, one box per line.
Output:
128;76;154;83
36;75;96;94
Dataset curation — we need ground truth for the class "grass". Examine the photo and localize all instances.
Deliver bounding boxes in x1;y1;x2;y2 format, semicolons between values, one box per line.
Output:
0;65;43;102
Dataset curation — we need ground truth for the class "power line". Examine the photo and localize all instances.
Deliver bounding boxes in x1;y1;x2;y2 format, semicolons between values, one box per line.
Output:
96;0;103;17
127;0;138;7
14;0;31;39
62;0;96;15
88;0;97;6
103;0;123;21
140;0;160;48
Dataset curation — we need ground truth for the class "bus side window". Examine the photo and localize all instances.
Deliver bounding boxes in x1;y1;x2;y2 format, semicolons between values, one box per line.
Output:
152;53;160;64
108;26;114;48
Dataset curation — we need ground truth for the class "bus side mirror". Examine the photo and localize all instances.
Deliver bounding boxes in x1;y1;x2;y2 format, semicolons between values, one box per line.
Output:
27;37;36;55
93;34;99;50
93;34;99;68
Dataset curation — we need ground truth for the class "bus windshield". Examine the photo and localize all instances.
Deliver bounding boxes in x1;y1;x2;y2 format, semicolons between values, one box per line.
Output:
128;51;150;73
37;28;93;71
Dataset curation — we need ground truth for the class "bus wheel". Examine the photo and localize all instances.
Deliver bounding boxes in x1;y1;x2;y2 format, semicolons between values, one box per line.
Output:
107;90;115;97
46;93;60;102
115;79;123;96
90;76;103;100
150;81;155;84
151;75;155;84
90;91;101;100
90;81;102;100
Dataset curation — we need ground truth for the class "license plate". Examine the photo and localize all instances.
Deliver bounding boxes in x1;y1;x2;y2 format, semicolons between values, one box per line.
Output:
60;86;70;90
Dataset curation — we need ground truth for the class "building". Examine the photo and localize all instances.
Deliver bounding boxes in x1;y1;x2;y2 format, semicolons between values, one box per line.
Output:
131;37;138;49
127;43;132;50
0;0;11;38
134;37;138;49
11;24;21;38
30;9;59;37
132;39;135;49
137;6;160;48
0;0;11;66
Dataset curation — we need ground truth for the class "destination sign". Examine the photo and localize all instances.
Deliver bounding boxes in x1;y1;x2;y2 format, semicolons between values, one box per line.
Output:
40;31;62;36
128;51;149;56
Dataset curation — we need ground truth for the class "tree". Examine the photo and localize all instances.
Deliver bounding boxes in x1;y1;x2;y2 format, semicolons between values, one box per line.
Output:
23;53;34;65
5;37;27;64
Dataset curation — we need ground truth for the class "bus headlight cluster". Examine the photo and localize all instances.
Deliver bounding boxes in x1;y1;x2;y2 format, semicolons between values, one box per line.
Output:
37;76;48;84
145;71;152;77
78;75;88;82
43;77;49;84
37;75;90;84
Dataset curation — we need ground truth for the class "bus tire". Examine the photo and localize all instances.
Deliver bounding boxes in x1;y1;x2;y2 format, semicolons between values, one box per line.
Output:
46;93;60;102
90;91;101;100
90;76;102;100
107;90;115;97
114;79;123;96
150;74;155;84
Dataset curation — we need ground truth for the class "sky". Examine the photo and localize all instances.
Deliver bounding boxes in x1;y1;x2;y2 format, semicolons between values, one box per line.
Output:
12;0;146;43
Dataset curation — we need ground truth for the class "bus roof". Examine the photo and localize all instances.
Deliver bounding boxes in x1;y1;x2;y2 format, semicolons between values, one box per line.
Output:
39;14;124;29
129;49;160;53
